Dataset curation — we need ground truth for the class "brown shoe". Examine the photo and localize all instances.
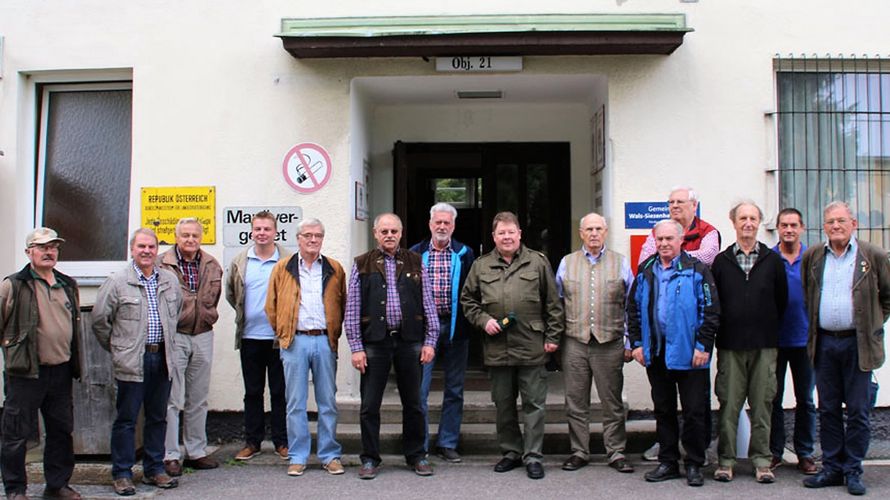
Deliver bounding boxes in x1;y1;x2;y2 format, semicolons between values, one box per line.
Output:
276;445;288;460
713;466;733;482
797;456;818;475
323;458;345;475
755;466;775;484
184;456;219;470
142;473;178;489
235;444;261;461
43;486;82;499
164;459;183;477
287;464;306;477
112;477;136;496
769;456;782;470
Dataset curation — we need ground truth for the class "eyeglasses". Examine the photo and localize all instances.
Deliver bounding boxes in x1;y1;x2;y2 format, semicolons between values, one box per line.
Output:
299;232;324;240
29;242;61;250
824;218;851;226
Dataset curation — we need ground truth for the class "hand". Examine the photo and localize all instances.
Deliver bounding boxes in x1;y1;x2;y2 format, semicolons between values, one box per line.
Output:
351;351;367;374
420;345;436;364
691;349;710;368
544;342;559;353
632;347;645;366
484;318;502;335
623;349;633;363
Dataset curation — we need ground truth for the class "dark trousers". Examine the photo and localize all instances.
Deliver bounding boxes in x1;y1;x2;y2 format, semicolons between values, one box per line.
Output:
1;363;75;495
420;319;469;451
769;346;817;459
814;334;872;477
240;338;287;449
647;353;711;467
111;352;171;479
360;335;424;465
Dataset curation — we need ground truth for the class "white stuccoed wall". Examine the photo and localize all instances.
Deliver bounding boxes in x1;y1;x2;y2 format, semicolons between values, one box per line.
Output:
0;0;888;410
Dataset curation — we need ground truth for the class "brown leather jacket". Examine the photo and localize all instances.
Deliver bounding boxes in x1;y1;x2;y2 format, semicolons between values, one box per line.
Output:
159;247;223;335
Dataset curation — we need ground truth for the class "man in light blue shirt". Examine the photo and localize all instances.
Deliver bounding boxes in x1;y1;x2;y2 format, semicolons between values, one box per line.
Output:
225;211;291;462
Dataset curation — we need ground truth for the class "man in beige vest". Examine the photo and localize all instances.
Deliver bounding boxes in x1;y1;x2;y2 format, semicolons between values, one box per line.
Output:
556;212;634;473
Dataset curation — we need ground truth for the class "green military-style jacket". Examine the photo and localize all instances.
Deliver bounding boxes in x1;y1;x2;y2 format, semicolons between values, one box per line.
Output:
461;245;564;366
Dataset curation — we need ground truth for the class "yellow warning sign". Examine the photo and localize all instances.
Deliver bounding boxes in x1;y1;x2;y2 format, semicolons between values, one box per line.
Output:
141;186;216;245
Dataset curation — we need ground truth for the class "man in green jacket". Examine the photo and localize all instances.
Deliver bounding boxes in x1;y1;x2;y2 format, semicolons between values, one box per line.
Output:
461;211;564;480
1;228;82;500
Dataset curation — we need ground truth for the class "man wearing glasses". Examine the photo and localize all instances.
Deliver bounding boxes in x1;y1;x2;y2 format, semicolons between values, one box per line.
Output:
265;218;347;477
638;186;721;267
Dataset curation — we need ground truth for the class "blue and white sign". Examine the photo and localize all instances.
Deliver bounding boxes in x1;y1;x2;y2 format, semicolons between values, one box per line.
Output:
625;202;702;229
625;202;670;229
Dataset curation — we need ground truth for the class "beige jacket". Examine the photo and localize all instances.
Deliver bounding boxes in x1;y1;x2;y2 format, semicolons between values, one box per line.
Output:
225;244;291;349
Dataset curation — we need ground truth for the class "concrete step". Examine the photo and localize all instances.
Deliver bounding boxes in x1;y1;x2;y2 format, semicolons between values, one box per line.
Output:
305;420;655;456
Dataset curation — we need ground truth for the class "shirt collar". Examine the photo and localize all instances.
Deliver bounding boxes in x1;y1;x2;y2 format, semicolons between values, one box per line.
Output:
132;260;158;281
733;242;760;256
28;267;64;288
248;245;279;262
430;240;452;253
582;245;606;260
299;253;322;269
823;237;858;257
175;245;200;264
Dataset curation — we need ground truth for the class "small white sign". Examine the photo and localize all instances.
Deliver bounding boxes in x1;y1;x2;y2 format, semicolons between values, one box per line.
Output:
436;56;523;73
221;206;302;268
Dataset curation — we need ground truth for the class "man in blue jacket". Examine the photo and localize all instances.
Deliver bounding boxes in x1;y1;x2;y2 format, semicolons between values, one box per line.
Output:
628;219;720;487
410;202;475;463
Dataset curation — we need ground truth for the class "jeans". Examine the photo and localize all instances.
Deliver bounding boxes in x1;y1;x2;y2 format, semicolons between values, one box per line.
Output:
360;335;424;465
165;330;214;461
1;363;75;495
420;319;468;451
111;351;171;479
769;346;816;459
647;352;711;467
280;334;341;465
814;334;873;476
240;338;287;449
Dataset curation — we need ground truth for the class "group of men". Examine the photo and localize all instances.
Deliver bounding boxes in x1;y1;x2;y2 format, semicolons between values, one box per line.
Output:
0;188;886;498
628;188;888;497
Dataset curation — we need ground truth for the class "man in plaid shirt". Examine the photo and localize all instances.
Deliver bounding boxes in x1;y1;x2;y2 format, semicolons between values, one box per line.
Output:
158;218;223;476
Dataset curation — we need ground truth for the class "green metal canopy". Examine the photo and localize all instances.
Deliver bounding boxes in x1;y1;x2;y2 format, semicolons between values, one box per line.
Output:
276;14;692;58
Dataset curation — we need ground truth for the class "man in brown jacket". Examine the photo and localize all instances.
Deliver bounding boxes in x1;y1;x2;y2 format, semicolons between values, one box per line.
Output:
801;201;890;496
265;217;346;477
159;217;223;476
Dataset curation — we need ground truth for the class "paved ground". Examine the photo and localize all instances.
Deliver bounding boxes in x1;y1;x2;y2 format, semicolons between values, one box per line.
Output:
17;442;890;499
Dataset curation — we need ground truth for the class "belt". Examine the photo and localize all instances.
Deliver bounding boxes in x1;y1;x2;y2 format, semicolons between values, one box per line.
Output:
145;343;165;353
296;329;327;336
387;329;401;337
818;328;856;338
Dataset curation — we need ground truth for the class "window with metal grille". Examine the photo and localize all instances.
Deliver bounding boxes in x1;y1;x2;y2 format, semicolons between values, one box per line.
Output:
776;58;890;248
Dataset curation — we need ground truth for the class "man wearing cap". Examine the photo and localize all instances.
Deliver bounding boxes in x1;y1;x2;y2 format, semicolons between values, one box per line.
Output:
159;218;223;476
92;228;183;496
0;228;83;500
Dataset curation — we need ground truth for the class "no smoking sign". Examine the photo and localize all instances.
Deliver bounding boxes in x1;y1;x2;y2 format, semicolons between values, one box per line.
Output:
282;142;332;194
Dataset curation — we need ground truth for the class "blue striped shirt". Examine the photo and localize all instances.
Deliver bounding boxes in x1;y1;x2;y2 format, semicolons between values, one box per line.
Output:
296;255;327;331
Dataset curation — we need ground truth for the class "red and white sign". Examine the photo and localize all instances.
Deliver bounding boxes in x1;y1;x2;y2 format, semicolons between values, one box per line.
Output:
282;142;332;194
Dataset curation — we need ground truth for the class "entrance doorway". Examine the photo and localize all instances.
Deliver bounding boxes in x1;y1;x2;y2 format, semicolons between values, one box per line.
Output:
394;141;571;367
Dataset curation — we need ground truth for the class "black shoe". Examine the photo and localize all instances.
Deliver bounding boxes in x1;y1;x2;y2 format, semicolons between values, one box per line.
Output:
645;462;681;482
526;462;545;480
846;474;866;496
609;458;634;473
561;455;589;471
494;456;523;473
686;464;704;487
436;447;462;463
803;471;845;489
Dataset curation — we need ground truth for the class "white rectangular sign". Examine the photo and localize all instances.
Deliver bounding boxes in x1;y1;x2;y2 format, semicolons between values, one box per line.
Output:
222;206;302;247
436;56;522;73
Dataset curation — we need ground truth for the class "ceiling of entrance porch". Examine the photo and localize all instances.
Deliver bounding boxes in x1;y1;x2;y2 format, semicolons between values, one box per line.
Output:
352;74;605;106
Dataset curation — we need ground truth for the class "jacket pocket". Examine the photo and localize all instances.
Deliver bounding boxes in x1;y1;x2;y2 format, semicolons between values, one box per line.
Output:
118;296;141;320
2;336;32;376
479;274;500;305
519;272;541;302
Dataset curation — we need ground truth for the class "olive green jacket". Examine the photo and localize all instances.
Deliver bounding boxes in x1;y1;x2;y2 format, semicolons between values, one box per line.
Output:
802;239;890;371
461;245;564;366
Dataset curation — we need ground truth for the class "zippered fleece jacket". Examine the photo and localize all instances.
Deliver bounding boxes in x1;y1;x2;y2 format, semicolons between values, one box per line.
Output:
710;242;788;351
628;252;720;370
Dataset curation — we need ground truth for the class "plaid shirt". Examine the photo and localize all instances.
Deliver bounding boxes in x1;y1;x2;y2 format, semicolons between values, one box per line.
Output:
134;261;164;344
345;249;440;352
733;243;759;276
176;245;200;293
427;243;452;316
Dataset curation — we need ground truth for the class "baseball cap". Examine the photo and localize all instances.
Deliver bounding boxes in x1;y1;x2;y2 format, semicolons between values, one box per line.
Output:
25;227;65;248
